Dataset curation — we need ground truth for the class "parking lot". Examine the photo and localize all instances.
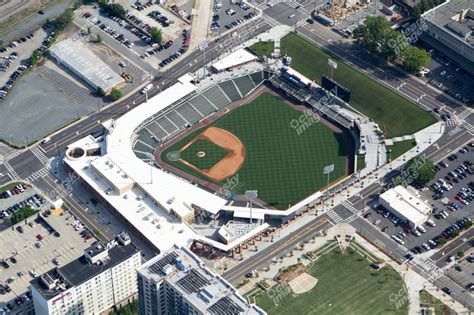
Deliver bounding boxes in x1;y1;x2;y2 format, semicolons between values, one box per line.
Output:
416;42;474;105
211;0;257;35
76;2;190;70
0;209;95;313
361;145;473;257
445;251;474;292
0;28;50;102
0;183;46;231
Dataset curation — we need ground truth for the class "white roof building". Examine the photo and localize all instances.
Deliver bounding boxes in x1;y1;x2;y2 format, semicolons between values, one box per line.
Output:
211;48;257;72
64;74;268;253
379;185;432;228
49;39;125;93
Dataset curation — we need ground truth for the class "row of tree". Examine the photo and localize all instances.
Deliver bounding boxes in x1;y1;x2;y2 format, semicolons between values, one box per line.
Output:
412;0;446;19
353;16;431;73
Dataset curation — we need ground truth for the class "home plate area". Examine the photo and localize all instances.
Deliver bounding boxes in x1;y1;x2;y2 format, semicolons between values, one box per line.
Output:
288;273;318;294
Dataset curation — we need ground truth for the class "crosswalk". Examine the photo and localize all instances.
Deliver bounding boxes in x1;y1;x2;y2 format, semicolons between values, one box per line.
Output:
25;166;49;183
443;119;456;126
457;108;472;121
422;258;444;282
262;14;280;27
4;150;21;162
341;201;359;223
30;146;50;165
4;161;21;180
463;121;474;135
327;209;344;224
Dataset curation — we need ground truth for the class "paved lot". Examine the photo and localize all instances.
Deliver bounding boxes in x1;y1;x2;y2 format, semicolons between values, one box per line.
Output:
416;42;474;105
352;150;472;258
76;5;186;71
445;249;473;289
211;0;255;35
0;187;37;231
0;210;95;311
0;28;47;88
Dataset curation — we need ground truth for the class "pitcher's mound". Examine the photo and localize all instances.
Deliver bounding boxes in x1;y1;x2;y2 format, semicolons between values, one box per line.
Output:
288;273;318;294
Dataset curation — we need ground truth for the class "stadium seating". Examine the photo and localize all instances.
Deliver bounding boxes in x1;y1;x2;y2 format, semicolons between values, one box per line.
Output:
188;94;217;117
233;75;256;97
218;80;242;101
145;122;169;140
201;85;231;109
175;103;205;123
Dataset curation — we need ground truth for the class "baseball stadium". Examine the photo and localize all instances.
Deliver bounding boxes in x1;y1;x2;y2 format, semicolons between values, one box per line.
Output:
63;49;360;255
157;87;354;210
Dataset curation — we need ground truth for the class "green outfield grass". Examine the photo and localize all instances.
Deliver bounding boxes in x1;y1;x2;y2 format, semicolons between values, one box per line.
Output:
248;247;408;315
248;41;274;57
276;33;436;138
180;139;229;169
162;92;349;209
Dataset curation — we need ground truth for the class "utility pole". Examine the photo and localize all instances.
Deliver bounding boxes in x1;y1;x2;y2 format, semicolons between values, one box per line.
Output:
322;164;334;213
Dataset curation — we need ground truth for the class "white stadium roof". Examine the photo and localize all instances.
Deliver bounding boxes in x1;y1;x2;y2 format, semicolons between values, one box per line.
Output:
212;48;257;72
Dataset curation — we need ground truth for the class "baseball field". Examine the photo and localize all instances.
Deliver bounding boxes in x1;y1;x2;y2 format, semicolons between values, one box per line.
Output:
161;91;351;209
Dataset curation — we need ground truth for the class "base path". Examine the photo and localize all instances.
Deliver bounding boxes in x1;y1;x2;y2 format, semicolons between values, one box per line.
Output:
179;127;245;182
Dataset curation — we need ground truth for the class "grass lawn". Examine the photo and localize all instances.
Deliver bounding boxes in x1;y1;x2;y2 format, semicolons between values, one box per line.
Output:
180;139;229;169
419;290;451;315
249;248;408;315
248;41;274;57
387;140;417;161
162;92;348;209
278;33;436;138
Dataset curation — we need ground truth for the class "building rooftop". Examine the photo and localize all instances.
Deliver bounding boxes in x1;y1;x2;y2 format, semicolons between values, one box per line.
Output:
423;0;474;46
212;48;258;72
379;185;431;224
138;246;265;315
30;233;139;300
49;38;125;91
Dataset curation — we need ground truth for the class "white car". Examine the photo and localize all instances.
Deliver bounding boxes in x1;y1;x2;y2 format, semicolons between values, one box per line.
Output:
422;243;430;250
412;230;421;237
426;219;436;227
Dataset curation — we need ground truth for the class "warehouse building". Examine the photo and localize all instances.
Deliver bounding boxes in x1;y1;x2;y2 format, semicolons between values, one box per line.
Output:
379;185;432;228
49;38;125;94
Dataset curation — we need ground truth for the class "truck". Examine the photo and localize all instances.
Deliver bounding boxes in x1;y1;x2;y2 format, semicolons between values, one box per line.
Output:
141;83;154;94
314;14;334;26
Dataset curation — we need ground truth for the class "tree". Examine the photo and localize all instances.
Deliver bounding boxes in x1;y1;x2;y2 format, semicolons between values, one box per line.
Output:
109;88;123;101
457;250;464;258
150;27;162;44
353;16;392;55
401;46;431;73
29;49;43;66
97;87;106;97
96;34;102;43
405;157;436;185
100;2;126;19
51;9;74;31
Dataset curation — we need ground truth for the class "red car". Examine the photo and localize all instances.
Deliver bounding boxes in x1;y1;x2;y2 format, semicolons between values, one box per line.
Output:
36;234;44;241
455;195;462;201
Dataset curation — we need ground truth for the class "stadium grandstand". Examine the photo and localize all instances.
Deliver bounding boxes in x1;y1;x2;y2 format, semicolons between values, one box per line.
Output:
132;70;269;164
